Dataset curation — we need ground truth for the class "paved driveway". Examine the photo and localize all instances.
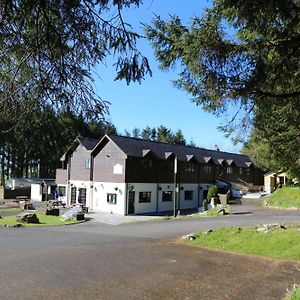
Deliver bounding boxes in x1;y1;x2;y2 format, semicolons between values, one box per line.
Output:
1;197;300;299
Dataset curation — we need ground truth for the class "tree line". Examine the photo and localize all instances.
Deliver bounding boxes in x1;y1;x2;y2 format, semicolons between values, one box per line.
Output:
0;107;116;185
1;0;300;182
146;0;300;178
0;113;191;185
123;125;197;146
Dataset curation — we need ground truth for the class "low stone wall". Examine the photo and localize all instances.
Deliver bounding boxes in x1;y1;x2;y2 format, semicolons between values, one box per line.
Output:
219;190;230;205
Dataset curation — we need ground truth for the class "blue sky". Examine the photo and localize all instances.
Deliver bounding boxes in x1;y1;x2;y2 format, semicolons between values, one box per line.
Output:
94;0;242;153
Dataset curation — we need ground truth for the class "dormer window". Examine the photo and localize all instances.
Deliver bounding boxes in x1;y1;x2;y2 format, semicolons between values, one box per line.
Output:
140;159;153;169
203;166;212;173
226;166;233;174
185;162;195;172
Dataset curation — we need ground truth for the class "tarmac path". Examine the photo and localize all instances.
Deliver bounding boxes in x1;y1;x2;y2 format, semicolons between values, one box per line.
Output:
1;198;300;300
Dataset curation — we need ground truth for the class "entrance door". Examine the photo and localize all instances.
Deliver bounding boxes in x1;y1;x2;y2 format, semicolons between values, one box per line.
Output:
71;187;77;205
203;190;208;201
128;191;135;214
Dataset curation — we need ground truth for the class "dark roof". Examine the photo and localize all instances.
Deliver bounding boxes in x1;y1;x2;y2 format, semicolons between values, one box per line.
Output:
108;135;254;168
82;138;99;150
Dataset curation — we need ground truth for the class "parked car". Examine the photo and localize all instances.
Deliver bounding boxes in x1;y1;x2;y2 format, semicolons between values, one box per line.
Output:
215;179;243;199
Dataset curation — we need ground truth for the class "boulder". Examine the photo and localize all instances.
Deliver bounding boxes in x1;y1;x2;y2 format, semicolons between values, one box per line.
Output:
182;233;196;240
16;212;40;224
217;209;226;215
76;213;85;221
46;208;60;216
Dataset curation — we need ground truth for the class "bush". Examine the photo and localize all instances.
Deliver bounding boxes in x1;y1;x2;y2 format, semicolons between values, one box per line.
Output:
207;185;218;202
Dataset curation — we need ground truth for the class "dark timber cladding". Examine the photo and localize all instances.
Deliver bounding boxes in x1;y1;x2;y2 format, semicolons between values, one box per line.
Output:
92;135;264;186
56;137;99;184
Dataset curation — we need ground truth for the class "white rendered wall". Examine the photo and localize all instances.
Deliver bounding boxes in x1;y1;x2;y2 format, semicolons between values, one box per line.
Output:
30;184;42;201
68;180;91;207
157;183;174;212
178;184;199;210
130;183;157;214
92;182;126;215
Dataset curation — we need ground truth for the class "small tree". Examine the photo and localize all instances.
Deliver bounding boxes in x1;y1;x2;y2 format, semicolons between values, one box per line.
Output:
207;185;218;203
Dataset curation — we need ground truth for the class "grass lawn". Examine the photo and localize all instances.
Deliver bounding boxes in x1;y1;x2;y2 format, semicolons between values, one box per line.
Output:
0;212;79;227
187;226;300;260
267;187;300;209
287;286;300;300
0;207;22;212
161;205;232;221
206;205;232;216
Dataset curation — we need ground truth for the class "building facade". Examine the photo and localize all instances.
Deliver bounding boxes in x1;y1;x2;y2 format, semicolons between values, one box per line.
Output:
56;135;264;215
55;138;98;207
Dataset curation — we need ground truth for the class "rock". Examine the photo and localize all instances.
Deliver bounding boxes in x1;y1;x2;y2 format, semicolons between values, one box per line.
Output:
46;208;60;216
257;223;284;233
204;229;213;234
12;224;23;228
76;213;85;221
263;223;281;230
4;223;23;228
16;212;40;224
217;209;225;215
182;233;196;240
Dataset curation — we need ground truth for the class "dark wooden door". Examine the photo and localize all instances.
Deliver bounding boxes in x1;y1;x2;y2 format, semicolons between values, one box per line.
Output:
71;187;77;204
128;191;135;214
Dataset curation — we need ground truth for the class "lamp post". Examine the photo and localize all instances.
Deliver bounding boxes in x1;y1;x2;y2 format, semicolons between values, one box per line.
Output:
173;156;178;217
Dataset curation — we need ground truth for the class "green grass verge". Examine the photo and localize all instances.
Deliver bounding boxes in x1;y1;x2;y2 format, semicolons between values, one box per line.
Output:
0;207;22;212
286;286;300;300
161;205;232;221
187;226;300;260
206;205;232;216
267;187;300;209
0;212;79;227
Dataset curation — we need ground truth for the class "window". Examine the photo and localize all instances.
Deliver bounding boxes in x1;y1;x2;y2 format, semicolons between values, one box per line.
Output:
239;168;243;175
163;161;174;171
185;162;195;172
107;193;117;205
79;188;87;204
58;186;66;196
140;159;153;169
185;191;193;201
246;168;251;176
226;166;233;174
162;191;173;202
203;166;212;173
84;158;91;169
139;192;151;203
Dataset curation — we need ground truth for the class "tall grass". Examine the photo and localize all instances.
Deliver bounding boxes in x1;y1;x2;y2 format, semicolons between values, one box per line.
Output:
267;187;300;208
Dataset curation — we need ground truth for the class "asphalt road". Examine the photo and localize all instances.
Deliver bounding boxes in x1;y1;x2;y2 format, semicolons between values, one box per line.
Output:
1;198;300;300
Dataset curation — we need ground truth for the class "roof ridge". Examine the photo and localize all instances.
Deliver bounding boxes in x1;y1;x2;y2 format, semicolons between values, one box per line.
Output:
109;134;248;157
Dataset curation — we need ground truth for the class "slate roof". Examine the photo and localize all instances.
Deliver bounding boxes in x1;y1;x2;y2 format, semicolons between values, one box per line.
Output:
82;138;99;150
108;135;254;168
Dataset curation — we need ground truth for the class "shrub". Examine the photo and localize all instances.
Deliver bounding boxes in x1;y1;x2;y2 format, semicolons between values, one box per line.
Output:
207;185;218;202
